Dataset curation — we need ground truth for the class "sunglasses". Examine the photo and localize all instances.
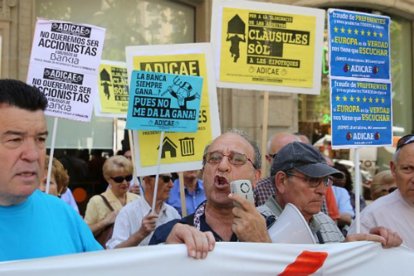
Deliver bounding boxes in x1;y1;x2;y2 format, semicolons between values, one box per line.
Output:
111;175;133;183
397;134;414;151
148;175;172;183
204;151;257;169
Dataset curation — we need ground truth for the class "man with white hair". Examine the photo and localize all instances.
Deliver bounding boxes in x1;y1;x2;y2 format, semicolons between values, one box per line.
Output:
348;134;414;248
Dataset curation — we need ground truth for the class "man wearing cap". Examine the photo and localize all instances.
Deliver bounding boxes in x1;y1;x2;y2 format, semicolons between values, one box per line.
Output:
259;141;347;243
259;141;401;245
254;132;340;223
348;134;414;248
254;132;300;206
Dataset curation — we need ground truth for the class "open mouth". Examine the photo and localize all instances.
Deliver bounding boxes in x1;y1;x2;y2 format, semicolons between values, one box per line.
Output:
214;175;229;191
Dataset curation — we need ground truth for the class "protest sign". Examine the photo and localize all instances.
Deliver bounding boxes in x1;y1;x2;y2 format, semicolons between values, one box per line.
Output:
126;70;203;132
211;0;325;94
328;9;390;80
95;60;129;118
125;43;220;176
27;19;105;122
328;9;392;148
330;79;392;147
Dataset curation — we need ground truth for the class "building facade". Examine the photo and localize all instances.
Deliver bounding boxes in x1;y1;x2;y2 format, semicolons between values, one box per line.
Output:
0;0;412;170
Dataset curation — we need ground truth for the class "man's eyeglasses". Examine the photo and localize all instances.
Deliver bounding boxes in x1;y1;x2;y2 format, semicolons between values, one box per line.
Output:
204;151;257;169
111;174;133;183
285;172;331;188
397;134;414;151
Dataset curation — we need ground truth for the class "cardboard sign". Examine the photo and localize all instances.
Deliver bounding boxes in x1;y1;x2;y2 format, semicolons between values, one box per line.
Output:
330;79;392;147
27;19;105;122
125;43;220;175
126;70;203;132
328;9;392;148
328;9;391;80
95;61;129;118
211;0;325;94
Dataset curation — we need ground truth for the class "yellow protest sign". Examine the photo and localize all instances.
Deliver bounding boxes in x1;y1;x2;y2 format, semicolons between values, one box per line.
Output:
212;0;325;94
96;60;129;118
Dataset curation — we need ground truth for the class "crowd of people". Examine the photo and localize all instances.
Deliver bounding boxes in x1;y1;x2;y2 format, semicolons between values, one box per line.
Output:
0;79;412;263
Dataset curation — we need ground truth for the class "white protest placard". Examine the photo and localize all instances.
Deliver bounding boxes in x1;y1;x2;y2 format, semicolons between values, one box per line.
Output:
27;19;105;122
125;43;220;176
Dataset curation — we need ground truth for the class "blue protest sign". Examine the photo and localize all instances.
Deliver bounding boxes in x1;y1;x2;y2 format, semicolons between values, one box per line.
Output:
328;9;390;80
126;70;203;132
330;79;392;147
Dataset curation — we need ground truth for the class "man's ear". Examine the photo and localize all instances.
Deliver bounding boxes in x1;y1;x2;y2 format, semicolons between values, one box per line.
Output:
275;171;287;193
390;160;397;178
252;168;261;188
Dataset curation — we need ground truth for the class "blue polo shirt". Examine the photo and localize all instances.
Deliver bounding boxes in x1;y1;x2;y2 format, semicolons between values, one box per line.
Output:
167;179;206;216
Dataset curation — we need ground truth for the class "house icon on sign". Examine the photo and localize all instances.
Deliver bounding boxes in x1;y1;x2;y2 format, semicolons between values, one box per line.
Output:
157;137;178;158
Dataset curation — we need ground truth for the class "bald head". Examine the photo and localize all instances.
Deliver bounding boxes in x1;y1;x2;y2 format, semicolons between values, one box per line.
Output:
296;134;311;144
267;132;300;156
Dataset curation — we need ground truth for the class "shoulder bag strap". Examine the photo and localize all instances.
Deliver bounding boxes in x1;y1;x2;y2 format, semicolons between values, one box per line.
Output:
99;195;115;212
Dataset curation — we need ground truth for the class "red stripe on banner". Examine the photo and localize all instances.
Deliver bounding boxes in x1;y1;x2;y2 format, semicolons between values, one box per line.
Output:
278;250;328;276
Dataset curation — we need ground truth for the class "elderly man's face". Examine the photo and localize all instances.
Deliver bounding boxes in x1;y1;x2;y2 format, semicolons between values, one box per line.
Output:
183;170;199;183
391;143;414;206
202;133;260;208
277;170;328;222
0;105;47;206
143;174;173;202
156;174;174;201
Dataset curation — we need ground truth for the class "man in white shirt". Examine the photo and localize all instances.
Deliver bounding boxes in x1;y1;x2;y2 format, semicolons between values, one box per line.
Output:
348;134;414;249
106;174;180;248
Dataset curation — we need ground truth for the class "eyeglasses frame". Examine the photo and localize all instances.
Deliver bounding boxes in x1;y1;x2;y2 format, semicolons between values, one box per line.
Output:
204;150;257;169
285;171;331;188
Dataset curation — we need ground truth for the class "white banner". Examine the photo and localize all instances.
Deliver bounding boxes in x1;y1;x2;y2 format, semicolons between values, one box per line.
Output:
1;242;413;275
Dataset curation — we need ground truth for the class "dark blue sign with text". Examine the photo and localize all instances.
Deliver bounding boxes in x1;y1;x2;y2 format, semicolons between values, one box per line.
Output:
330;79;392;147
328;9;390;80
